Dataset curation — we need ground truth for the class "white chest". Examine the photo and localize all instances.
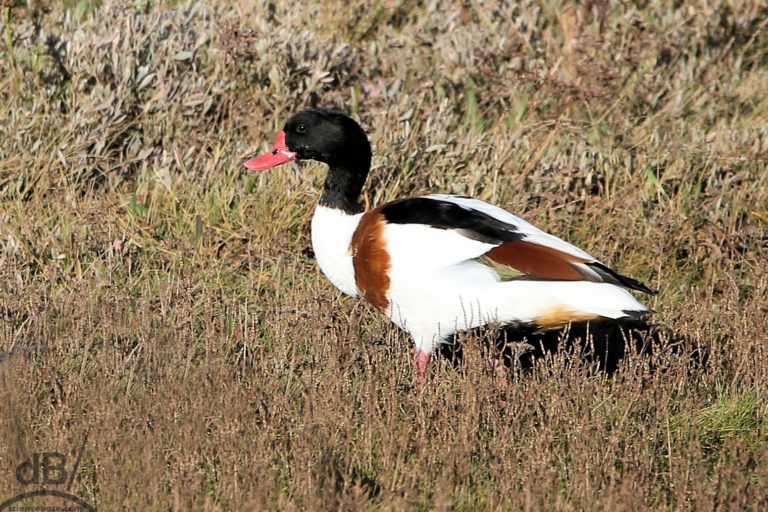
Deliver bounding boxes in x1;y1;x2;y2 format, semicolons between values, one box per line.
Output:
310;205;362;298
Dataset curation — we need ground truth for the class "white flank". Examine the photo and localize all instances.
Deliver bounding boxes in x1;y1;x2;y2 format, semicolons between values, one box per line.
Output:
310;205;363;298
380;219;649;354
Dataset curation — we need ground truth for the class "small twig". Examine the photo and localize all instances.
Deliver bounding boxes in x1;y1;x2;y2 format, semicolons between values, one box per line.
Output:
3;4;17;72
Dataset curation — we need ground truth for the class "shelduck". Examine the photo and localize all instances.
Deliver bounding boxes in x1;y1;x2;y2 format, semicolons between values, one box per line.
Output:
244;109;656;385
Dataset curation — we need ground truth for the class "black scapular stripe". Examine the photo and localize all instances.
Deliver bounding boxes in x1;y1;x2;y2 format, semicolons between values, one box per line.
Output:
380;197;524;244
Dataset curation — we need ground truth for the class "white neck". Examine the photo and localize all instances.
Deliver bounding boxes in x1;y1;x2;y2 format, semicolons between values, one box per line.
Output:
310;205;362;298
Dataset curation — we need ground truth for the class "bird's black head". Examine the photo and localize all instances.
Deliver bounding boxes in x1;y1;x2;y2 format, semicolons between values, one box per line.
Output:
244;109;372;213
283;109;371;168
244;108;371;172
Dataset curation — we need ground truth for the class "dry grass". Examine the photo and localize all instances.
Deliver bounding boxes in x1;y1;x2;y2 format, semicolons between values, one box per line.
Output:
1;0;767;509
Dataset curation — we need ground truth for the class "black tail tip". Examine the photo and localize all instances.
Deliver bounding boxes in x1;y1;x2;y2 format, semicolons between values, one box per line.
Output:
585;262;658;295
622;308;655;320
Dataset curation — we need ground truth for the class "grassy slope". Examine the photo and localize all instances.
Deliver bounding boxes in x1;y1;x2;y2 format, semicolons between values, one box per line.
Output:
1;0;767;509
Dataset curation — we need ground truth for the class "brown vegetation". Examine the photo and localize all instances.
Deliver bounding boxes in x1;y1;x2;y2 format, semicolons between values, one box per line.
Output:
1;0;767;509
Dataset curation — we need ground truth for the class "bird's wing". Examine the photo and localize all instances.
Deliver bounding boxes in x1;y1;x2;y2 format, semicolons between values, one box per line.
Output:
376;195;655;293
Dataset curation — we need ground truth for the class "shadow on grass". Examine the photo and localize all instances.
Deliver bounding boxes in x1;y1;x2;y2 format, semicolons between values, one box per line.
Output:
440;319;707;377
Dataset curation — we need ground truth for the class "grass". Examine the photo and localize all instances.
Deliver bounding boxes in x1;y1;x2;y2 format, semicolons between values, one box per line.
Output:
1;0;767;509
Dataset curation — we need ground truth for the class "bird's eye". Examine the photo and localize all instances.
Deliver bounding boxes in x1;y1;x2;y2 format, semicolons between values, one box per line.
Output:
295;124;306;134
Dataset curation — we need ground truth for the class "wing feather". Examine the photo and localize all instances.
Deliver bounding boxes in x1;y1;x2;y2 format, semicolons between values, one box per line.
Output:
378;195;655;293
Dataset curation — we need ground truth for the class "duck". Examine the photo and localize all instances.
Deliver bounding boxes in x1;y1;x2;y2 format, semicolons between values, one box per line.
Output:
244;108;656;385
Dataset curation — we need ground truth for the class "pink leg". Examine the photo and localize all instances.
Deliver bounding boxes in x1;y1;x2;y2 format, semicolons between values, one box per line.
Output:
413;349;432;387
488;356;511;388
